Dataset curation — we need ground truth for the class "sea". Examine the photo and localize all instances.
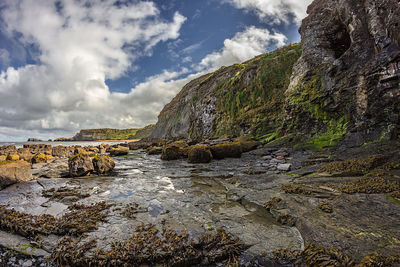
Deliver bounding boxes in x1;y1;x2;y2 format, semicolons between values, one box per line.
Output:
0;141;127;148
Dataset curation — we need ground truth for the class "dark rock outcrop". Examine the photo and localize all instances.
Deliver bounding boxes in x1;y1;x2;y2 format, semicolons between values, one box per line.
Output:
285;0;400;146
161;141;188;161
210;142;242;159
68;152;94;177
109;146;129;156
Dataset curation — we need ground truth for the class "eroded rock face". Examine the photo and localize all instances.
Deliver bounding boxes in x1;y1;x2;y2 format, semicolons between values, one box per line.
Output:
286;0;400;145
0;161;32;189
93;155;115;174
68;153;94;177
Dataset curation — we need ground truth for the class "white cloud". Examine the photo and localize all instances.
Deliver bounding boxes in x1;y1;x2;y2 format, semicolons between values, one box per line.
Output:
0;1;289;141
0;0;187;139
225;0;313;24
197;26;287;70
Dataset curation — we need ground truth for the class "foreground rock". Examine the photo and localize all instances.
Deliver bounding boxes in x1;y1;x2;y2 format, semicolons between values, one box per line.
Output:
93;155;115;174
68;152;94;177
0;161;32;189
188;145;213;163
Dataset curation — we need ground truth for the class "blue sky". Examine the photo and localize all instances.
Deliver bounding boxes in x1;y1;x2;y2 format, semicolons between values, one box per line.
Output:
0;0;312;141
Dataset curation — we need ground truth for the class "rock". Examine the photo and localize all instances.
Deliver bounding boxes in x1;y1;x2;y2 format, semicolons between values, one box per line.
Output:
0;160;32;189
17;148;33;162
187;145;213;163
52;146;73;158
93;155;115;174
210;142;242;159
146;146;163;155
31;159;69;179
109;146;129;156
277;163;292;172
6;154;20;161
0;155;6;161
235;136;261;153
32;153;54;164
23;144;52;155
68;152;94;177
286;0;400;146
161;141;188;161
73;147;85;155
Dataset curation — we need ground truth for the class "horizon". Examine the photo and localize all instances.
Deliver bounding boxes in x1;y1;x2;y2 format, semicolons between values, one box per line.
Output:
0;0;312;142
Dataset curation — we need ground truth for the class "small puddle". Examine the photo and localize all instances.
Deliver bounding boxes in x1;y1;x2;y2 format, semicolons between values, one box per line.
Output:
110;190;134;199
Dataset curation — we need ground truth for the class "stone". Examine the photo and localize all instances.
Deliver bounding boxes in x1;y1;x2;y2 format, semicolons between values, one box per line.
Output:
187;145;213;163
210;142;242;159
6;154;20;161
17;148;33;162
235;136;261;153
0;160;32;189
109;146;129;156
32;153;54;164
52;145;72;158
277;163;292;171
68;152;94;177
161;141;188;161
146;146;163;155
0;155;6;161
93;155;115;174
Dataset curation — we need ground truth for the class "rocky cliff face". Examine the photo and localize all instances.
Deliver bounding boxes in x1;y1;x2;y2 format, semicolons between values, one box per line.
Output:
285;0;400;147
152;0;400;148
151;44;302;140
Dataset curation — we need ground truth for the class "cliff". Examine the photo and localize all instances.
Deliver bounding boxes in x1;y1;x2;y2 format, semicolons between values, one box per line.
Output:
152;0;400;149
285;0;400;148
151;44;302;140
71;127;153;141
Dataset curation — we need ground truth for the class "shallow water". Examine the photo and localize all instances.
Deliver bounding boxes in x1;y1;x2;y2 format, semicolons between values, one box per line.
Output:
0;149;304;259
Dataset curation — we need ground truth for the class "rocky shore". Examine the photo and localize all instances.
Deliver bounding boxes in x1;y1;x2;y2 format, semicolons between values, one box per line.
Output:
0;138;399;266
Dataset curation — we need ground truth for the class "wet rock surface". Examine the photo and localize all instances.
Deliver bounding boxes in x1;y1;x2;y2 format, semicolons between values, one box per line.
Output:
0;141;399;265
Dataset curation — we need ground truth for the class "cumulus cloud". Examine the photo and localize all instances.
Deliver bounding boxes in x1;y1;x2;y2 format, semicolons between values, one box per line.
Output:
197;26;286;70
225;0;313;24
0;0;187;139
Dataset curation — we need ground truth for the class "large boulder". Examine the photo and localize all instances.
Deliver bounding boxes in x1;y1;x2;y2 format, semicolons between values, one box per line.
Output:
285;0;400;146
68;152;94;177
188;145;213;163
109;146;129;156
0;160;32;189
161;141;188;160
210;142;242;159
52;145;73;158
93;155;115;174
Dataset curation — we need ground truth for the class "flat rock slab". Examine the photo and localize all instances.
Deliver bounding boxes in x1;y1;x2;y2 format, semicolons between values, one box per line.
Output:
0;231;49;257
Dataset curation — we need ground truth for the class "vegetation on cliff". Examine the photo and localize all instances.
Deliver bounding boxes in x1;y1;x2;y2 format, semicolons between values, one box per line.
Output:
67;125;155;141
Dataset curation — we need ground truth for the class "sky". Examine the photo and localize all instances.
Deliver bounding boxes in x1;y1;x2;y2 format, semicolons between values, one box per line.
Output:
0;0;313;141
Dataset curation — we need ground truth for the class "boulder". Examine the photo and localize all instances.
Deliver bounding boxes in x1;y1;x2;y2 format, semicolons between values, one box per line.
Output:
6;154;20;161
68;152;94;177
17;148;33;162
32;153;54;164
93;155;115;174
52;145;73;158
109;146;129;156
210;142;242;159
0;160;32;189
74;147;85;155
146;146;163;155
235;136;261;153
161;141;188;161
188;145;213;163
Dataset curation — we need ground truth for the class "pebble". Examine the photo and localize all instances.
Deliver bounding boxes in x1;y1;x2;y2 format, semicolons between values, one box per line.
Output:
262;155;272;160
277;163;292;171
